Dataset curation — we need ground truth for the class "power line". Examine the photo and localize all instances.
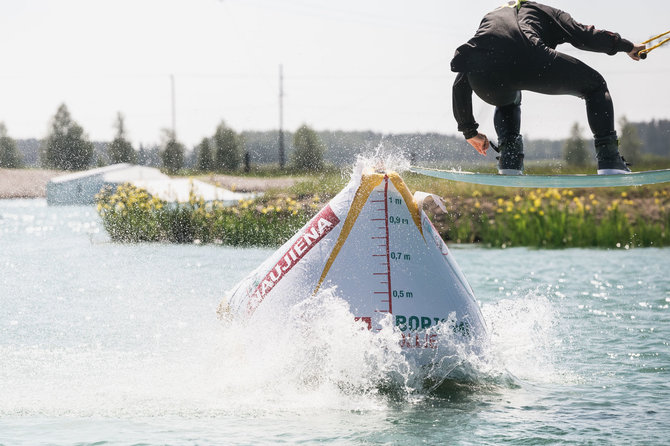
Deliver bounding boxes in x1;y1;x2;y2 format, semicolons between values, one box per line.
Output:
279;64;285;169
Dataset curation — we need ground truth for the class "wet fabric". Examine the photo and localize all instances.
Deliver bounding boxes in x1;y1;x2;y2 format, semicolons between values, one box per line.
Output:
451;1;634;140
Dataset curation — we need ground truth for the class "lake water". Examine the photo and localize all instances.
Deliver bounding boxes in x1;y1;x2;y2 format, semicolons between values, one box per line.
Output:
1;199;669;445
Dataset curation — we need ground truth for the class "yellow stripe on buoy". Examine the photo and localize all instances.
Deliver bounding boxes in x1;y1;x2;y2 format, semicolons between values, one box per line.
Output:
388;172;424;240
314;173;384;294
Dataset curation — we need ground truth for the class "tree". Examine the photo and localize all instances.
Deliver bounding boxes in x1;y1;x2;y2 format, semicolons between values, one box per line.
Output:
160;129;185;174
0;123;23;168
618;116;642;162
292;124;325;170
137;144;148;166
562;122;589;167
213;121;242;171
196;137;214;172
108;112;136;164
42;104;94;170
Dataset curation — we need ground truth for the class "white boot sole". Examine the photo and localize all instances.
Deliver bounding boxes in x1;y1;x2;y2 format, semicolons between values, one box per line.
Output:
597;169;632;175
498;169;523;176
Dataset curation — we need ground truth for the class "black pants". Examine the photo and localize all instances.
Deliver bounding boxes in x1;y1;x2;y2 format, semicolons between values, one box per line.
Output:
467;48;616;143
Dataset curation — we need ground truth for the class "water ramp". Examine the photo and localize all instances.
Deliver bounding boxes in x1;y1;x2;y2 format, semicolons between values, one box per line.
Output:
223;168;486;353
410;167;670;188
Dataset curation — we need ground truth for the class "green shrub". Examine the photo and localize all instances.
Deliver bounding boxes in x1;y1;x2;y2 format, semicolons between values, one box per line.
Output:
96;183;317;245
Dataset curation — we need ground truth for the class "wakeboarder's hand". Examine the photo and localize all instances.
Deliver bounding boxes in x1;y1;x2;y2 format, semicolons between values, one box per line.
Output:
628;43;647;61
467;133;490;156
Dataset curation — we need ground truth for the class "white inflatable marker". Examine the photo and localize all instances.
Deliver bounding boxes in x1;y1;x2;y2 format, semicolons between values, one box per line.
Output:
223;169;486;357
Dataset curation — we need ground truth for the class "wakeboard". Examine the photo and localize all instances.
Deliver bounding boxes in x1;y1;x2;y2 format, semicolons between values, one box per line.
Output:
410;167;670;188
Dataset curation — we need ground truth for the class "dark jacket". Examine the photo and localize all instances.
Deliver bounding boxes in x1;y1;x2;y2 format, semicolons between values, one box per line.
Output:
452;1;634;138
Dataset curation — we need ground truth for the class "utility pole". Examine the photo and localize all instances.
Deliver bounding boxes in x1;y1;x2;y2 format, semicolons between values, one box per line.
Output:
278;64;285;169
171;74;177;139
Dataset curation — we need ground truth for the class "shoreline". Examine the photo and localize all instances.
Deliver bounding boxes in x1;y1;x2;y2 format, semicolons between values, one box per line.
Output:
0;169;299;199
0;168;62;199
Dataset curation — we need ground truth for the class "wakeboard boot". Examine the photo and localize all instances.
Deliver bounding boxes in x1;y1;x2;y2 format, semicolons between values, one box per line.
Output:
497;135;524;175
595;135;631;175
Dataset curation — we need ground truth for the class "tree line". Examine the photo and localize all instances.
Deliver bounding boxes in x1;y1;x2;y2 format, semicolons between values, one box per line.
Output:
562;117;645;167
2;103;668;171
2;103;326;173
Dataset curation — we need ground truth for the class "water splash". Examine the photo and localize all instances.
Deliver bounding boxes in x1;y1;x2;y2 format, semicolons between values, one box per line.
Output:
217;287;512;403
480;290;579;385
351;139;411;180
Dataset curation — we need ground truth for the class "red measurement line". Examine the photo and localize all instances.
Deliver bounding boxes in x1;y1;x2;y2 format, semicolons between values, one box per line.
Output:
383;175;392;315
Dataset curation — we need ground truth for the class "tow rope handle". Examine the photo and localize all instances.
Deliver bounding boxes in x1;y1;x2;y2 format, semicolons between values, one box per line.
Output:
639;30;670;59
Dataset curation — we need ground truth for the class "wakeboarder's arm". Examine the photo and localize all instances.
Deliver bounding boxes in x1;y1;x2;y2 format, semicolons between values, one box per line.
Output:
550;7;634;55
452;73;489;156
550;6;645;60
453;73;478;137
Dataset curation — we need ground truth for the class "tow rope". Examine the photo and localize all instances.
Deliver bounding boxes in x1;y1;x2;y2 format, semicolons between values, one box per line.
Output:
639;30;670;59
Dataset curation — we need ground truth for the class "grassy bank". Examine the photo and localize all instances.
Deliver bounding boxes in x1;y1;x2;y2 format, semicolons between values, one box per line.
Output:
96;183;317;245
96;167;670;248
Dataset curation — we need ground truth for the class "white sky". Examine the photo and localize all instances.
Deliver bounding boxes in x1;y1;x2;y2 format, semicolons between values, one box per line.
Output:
1;0;669;147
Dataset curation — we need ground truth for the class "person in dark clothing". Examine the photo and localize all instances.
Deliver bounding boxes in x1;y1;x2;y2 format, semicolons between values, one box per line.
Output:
451;0;646;175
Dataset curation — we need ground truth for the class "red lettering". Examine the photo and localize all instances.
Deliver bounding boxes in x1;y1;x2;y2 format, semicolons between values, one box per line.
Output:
354;317;372;330
294;238;307;256
247;205;340;314
303;227;319;245
280;254;293;272
399;332;438;349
